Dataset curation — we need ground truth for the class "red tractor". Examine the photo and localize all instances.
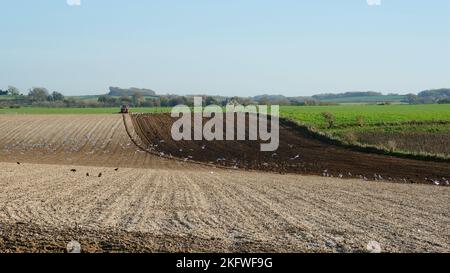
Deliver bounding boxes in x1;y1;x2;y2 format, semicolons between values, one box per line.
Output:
120;105;129;114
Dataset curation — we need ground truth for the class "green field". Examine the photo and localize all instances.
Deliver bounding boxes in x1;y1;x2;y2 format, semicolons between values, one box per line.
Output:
280;104;450;129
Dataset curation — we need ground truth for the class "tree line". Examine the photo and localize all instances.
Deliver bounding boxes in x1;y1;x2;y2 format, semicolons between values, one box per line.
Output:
0;86;64;101
1;87;337;109
0;86;69;107
405;89;450;104
97;93;247;107
3;86;449;108
0;86;21;96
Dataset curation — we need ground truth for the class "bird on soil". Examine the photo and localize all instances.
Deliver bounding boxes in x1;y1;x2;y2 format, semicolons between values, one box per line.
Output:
98;173;102;178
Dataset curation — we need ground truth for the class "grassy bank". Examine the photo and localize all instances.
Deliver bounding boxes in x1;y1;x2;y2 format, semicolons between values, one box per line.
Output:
279;104;450;157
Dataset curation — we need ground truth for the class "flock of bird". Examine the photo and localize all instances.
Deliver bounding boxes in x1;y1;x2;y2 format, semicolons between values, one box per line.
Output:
16;161;118;178
69;167;120;178
15;160;447;186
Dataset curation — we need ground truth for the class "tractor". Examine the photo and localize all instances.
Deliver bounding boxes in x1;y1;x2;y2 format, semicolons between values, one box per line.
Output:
120;105;129;114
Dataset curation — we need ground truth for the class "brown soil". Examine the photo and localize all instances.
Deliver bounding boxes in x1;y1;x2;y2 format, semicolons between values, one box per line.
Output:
131;113;450;185
0;221;239;253
356;131;450;157
1;162;449;253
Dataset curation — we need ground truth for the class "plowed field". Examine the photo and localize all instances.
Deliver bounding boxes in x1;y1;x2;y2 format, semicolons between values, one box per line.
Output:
0;114;449;253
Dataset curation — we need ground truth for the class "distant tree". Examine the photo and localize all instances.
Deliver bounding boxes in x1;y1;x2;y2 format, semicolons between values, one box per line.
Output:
119;96;132;105
405;89;450;104
256;96;271;105
167;98;178;107
240;97;253;106
168;96;187;107
7;86;21;96
132;91;144;107
98;95;108;104
28;87;49;102
0;89;7;96
109;97;118;105
50;91;65;101
63;97;77;107
98;95;119;106
418;89;450;100
151;98;161;107
205;96;219;106
438;98;450;104
405;94;419;104
304;99;318;106
159;97;169;107
227;96;253;106
141;98;161;107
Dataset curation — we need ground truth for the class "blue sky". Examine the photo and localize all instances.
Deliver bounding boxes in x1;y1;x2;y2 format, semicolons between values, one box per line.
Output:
1;0;449;96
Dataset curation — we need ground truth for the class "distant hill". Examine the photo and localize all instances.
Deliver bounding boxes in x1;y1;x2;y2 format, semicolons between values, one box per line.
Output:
406;88;450;104
312;92;406;103
312;91;383;101
108;87;156;97
418;89;450;100
317;95;407;103
253;94;287;101
249;92;409;105
253;95;312;105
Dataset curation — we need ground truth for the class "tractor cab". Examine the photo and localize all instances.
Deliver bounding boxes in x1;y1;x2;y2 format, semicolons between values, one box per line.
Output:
120;105;129;114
